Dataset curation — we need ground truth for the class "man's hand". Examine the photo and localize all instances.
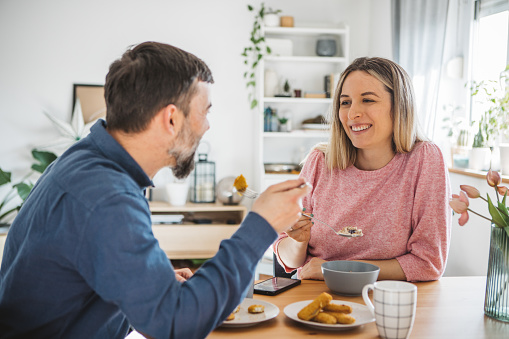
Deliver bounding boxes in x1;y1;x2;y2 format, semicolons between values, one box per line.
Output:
300;257;326;280
174;268;193;282
251;178;311;234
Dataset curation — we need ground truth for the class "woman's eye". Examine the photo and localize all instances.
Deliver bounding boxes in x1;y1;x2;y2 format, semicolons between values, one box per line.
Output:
340;100;351;106
363;98;374;103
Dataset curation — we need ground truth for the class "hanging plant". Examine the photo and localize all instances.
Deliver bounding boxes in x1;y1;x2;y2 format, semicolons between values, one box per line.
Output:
241;3;280;109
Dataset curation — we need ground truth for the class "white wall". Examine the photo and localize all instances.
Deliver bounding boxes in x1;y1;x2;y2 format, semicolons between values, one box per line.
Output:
0;0;391;190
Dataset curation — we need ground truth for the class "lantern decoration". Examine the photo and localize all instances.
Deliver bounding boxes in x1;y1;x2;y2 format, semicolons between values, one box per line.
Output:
190;153;216;203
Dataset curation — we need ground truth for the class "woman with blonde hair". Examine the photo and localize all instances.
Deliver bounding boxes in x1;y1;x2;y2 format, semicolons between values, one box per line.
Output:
274;57;451;282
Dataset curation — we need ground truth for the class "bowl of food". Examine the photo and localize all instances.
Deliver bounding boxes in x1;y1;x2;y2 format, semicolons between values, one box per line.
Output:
322;261;380;296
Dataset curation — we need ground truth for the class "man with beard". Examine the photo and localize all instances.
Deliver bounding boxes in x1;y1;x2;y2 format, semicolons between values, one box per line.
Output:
0;42;310;339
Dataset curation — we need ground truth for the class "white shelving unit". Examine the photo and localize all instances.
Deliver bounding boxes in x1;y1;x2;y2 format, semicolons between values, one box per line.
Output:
255;24;350;191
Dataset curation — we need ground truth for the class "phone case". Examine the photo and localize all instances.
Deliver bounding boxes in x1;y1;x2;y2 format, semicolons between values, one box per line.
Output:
253;277;301;296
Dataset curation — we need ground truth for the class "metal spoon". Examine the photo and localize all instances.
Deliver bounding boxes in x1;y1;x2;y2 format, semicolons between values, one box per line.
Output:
301;213;363;238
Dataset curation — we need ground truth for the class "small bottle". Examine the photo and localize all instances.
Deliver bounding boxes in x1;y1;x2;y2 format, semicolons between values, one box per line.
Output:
270;108;279;132
264;107;272;132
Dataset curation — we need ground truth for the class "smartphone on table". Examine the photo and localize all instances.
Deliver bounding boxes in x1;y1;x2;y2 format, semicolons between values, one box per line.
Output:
253;277;301;296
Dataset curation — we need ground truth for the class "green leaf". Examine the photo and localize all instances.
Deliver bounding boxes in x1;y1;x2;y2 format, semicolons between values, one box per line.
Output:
266;46;272;54
499;192;509;219
246;81;256;88
487;194;509;227
250;99;258;109
14;182;33;201
0;168;11;186
31;149;57;174
247;5;253;11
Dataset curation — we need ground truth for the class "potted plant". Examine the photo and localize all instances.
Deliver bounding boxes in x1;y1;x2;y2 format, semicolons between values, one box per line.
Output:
278;116;290;132
469;68;509;171
263;7;281;27
0;149;57;225
469;122;492;171
241;3;281;109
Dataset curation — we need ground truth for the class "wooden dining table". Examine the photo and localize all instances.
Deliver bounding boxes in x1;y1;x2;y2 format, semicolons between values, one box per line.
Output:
209;276;509;338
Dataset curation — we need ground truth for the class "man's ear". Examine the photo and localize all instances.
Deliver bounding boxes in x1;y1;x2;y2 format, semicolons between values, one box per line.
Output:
161;104;180;135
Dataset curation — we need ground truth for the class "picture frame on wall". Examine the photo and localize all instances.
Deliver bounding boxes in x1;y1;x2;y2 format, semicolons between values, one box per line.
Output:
72;84;106;124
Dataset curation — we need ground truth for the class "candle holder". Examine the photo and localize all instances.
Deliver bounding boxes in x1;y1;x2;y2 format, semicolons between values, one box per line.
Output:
190;153;216;203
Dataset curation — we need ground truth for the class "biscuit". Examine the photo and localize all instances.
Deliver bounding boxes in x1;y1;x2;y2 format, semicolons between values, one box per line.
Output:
323;303;352;314
297;292;333;321
312;312;337;324
248;304;265;314
323;311;356;324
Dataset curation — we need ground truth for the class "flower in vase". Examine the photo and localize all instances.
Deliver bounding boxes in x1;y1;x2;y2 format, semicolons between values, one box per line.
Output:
450;170;509;232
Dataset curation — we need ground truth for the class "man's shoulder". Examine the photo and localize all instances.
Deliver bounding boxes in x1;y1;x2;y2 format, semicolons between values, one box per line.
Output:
50;146;140;205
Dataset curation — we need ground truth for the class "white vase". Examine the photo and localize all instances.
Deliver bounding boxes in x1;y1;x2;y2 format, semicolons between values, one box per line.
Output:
264;69;278;97
469;147;491;171
500;144;509;175
264;13;279;27
166;182;189;206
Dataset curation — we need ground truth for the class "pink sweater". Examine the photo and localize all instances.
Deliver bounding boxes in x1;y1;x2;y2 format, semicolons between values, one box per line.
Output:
274;142;451;282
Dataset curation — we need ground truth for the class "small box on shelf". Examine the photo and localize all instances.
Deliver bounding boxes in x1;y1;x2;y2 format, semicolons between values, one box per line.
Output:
304;92;326;99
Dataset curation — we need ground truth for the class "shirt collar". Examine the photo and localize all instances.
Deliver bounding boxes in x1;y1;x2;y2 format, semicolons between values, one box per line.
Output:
89;120;154;188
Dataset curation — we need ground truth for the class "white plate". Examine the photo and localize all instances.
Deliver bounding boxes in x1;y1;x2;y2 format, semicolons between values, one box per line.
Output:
220;298;279;328
284;300;374;331
302;123;329;130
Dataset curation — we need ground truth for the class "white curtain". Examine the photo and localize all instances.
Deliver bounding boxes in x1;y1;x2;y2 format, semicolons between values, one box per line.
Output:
392;0;451;139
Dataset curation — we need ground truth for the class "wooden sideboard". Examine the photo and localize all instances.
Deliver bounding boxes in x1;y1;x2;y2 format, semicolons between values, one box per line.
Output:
149;201;247;259
0;202;247;265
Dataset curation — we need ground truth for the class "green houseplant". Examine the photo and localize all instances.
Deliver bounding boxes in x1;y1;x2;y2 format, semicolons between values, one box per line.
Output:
241;3;280;109
468;68;509;171
0;149;57;224
469;66;509;145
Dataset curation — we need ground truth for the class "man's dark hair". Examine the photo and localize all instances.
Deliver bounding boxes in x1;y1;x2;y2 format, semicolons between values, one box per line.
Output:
104;42;214;133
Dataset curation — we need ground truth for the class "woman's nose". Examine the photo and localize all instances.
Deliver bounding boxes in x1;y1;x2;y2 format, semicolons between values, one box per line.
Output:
347;103;361;120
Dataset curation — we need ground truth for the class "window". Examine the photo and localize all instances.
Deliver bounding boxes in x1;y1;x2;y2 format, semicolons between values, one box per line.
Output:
471;1;508;125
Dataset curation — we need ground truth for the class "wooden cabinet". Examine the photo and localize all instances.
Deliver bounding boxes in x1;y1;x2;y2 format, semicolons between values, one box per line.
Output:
0;203;247;265
255;24;350;190
149;201;247;259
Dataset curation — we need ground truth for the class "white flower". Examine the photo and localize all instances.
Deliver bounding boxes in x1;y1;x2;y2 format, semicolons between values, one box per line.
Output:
39;98;98;154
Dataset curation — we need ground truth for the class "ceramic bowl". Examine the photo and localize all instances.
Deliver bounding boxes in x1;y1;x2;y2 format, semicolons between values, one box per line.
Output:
322;260;380;296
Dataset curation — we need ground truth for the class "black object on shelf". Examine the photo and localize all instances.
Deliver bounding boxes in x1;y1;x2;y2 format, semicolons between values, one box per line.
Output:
190;153;216;203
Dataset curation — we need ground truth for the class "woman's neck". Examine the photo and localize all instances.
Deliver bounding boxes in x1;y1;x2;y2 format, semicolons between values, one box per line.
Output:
354;147;396;171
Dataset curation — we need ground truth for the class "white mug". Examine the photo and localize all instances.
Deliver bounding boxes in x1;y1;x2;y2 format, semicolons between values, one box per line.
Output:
362;281;417;339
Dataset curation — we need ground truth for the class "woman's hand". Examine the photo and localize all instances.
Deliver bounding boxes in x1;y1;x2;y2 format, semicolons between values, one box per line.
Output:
300;257;326;280
174;268;193;282
285;212;313;243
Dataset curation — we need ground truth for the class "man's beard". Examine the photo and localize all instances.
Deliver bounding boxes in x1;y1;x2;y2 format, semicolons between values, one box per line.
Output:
171;150;195;179
169;120;201;179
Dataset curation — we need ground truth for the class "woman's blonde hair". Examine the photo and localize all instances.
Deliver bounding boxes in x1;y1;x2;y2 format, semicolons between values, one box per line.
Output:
312;57;424;170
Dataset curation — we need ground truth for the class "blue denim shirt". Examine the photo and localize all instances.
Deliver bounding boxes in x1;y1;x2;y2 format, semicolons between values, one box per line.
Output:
0;120;276;338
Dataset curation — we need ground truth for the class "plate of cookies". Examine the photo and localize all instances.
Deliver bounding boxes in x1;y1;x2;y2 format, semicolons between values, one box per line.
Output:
283;292;374;330
221;299;279;328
